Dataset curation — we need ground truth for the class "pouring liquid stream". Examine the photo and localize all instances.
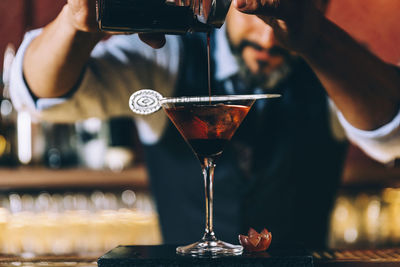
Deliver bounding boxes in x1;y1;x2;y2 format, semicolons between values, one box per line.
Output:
207;31;212;104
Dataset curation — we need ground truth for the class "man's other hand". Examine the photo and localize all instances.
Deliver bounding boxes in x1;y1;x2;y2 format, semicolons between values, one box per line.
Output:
232;0;325;53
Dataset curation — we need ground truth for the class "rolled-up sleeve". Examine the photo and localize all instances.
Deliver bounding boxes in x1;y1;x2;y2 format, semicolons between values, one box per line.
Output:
10;29;181;122
338;109;400;164
10;29;182;145
10;29;52;116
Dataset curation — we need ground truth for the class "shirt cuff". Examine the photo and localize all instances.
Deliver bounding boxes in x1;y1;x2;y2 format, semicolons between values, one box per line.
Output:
9;29;68;115
338;109;400;164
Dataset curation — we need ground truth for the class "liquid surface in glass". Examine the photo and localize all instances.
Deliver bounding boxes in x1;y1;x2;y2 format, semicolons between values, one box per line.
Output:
164;104;250;160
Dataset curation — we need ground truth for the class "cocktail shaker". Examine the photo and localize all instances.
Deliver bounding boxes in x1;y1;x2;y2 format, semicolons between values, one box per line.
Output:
96;0;231;33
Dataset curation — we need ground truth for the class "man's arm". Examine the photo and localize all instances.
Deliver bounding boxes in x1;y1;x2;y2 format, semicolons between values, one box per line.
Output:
233;0;400;131
23;1;104;98
23;0;166;99
301;15;400;131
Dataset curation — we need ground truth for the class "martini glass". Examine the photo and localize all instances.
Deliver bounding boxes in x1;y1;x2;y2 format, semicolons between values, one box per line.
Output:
159;94;279;257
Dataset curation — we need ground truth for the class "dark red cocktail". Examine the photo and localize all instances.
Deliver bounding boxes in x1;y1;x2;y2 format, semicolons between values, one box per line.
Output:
164;104;250;162
160;94;279;256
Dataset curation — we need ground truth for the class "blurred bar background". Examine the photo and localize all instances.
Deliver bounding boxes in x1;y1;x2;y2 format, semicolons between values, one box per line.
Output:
0;0;400;256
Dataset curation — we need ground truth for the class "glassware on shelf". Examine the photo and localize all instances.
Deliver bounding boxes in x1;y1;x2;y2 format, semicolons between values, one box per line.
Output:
0;44;18;166
0;190;161;255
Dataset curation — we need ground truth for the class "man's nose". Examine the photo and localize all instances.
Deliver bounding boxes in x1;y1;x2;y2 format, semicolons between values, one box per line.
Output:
258;25;276;50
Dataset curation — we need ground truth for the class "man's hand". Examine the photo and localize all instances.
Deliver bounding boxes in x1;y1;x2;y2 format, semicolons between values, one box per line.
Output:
67;0;99;32
138;33;166;49
233;0;400;132
233;0;325;53
66;0;166;48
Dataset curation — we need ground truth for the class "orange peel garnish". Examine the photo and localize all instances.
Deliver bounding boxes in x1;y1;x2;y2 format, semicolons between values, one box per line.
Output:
239;228;272;252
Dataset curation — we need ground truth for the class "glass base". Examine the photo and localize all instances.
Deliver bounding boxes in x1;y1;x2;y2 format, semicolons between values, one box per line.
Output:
176;239;243;257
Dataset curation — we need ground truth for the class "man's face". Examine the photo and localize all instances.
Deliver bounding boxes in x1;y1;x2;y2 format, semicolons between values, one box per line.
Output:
225;8;295;89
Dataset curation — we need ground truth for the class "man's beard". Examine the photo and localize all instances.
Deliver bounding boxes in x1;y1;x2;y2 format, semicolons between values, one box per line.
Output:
230;39;297;92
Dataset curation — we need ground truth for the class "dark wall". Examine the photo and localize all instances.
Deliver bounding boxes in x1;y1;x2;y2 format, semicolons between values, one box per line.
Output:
0;0;65;71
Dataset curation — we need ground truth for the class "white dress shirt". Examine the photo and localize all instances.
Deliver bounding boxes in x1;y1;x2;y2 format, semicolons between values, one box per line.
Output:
10;26;400;164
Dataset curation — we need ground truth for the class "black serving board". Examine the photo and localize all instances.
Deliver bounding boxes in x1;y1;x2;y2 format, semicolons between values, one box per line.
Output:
98;245;314;266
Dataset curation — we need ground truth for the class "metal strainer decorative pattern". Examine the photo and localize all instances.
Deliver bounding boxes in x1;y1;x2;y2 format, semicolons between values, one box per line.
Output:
129;89;163;115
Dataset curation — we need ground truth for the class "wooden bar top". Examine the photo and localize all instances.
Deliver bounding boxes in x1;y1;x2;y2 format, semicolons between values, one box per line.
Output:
1;247;399;266
0;165;148;190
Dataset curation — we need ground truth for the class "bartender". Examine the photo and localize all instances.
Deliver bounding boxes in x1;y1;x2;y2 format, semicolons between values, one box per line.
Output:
10;0;400;247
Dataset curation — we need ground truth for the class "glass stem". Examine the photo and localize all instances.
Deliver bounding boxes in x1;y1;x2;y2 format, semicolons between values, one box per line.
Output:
202;157;217;241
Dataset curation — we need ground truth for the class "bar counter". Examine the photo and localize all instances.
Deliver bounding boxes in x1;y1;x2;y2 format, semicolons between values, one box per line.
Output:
1;247;400;266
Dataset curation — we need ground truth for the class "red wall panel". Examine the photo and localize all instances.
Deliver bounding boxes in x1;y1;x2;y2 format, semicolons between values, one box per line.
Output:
327;0;400;65
0;0;65;72
2;0;400;70
0;0;26;71
29;0;65;29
